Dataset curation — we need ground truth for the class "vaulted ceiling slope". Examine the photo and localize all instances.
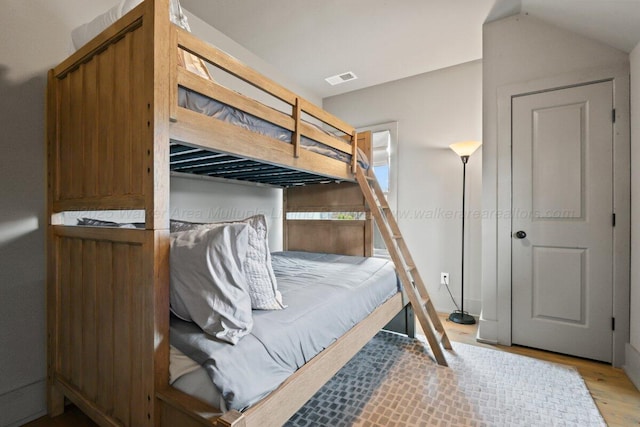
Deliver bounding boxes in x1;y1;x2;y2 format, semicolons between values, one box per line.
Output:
182;0;640;99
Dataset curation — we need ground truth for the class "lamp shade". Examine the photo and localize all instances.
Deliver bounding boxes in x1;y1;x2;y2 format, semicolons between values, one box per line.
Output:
449;140;482;158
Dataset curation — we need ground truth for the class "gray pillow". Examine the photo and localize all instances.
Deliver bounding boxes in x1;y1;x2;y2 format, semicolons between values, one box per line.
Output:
170;223;253;345
170;215;285;310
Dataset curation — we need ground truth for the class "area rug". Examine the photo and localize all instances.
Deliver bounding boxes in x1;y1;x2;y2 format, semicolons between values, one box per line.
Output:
286;331;605;427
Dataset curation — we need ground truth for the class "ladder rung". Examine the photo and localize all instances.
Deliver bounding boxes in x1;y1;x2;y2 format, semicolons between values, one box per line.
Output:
407;264;416;271
392;234;402;239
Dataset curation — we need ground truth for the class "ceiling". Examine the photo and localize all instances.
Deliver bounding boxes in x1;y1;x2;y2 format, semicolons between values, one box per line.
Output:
181;0;640;100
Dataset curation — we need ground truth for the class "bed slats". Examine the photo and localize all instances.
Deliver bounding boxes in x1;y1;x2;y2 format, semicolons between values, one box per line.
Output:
169;143;344;187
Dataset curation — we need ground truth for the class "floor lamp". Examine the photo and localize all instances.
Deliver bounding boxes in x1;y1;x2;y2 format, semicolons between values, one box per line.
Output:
448;140;481;325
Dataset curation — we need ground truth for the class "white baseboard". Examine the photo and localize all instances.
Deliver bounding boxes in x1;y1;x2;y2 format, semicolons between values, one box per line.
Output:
624;343;640;391
465;298;482;317
476;316;499;344
0;379;46;427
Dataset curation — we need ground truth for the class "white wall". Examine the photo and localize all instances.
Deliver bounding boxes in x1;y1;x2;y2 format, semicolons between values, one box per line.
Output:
627;42;640;388
324;60;482;315
0;2;313;425
482;13;630;362
170;178;283;250
0;3;114;424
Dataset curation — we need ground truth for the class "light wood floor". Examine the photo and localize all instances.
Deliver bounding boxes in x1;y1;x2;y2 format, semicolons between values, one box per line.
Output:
26;314;640;427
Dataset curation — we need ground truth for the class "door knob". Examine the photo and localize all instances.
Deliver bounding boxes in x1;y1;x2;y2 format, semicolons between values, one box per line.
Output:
514;230;527;239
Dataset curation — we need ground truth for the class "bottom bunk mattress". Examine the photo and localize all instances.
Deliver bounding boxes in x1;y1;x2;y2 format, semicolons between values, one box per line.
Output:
169;251;400;412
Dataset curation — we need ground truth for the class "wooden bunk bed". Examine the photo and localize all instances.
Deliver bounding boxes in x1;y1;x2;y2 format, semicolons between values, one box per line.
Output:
46;1;451;426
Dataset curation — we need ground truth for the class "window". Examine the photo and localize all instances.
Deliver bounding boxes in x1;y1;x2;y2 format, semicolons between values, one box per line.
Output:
372;130;391;194
358;123;398;258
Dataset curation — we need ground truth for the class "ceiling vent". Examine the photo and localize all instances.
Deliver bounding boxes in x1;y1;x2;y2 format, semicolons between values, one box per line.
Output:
325;71;358;86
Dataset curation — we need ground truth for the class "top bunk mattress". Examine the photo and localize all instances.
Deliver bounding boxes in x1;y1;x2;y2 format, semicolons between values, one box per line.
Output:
170;251;399;412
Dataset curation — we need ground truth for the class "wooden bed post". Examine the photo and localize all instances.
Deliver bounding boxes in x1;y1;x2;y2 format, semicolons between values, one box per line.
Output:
350;130;358;174
145;0;171;231
146;1;172;426
46;68;65;418
292;98;301;158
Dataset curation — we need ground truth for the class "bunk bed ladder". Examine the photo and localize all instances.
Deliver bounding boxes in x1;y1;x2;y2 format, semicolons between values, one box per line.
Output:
356;166;452;367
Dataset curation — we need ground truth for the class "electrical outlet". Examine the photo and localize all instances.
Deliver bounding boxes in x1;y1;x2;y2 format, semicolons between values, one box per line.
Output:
440;272;449;286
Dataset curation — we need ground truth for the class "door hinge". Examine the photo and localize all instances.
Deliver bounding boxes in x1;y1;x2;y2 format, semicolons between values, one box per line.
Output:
612;108;616;123
612;213;616;227
612;317;615;331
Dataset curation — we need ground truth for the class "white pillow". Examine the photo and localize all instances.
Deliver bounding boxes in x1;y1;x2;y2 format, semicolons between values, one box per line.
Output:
71;0;214;81
170;224;253;345
170;215;285;310
71;0;141;51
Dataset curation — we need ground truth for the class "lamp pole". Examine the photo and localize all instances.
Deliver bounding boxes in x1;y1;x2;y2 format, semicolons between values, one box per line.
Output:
448;141;480;325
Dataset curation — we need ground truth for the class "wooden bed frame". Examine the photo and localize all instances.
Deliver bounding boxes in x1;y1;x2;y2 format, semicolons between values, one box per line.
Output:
46;1;445;426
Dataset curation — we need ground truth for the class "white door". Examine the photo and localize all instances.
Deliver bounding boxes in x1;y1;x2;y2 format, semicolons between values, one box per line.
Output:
511;81;613;363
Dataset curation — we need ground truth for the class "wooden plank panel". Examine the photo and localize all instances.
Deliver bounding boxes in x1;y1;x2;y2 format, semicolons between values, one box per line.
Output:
113;35;132;196
285;220;366;256
54;225;146;243
286;183;365;211
70;239;84;389
129;243;147;426
130;28;145;196
56;377;121;427
177;68;295;131
58;238;72;381
53;4;144;78
97;46;115;197
83;59;98;198
53;194;145;212
69;68;85;199
95;241;114;413
81;240;98;401
58;77;72;200
151;230;171;425
113;243;132;425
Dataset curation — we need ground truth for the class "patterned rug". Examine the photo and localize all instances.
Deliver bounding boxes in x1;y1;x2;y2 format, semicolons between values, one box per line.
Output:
286;331;604;427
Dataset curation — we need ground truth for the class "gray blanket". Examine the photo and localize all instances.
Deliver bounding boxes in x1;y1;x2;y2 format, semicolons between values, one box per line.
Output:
170;251;399;411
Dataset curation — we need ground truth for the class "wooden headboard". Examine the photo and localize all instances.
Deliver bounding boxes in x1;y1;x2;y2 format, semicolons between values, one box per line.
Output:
283;131;373;256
